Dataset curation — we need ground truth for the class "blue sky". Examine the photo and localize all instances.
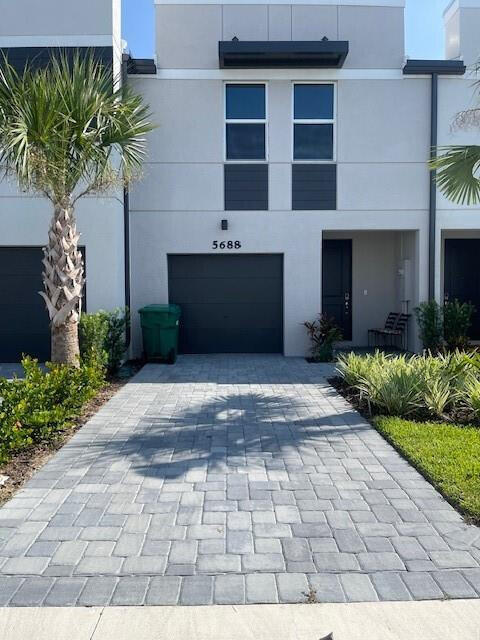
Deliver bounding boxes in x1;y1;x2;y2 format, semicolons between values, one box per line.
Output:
122;0;447;60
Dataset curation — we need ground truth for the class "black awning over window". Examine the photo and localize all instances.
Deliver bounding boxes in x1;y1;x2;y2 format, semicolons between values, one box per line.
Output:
219;40;349;69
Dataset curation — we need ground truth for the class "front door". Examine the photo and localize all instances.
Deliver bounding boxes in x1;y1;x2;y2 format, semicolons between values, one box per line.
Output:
322;239;352;341
444;239;480;339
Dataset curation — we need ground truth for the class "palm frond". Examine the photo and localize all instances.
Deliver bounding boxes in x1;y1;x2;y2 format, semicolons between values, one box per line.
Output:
0;51;154;202
430;145;480;205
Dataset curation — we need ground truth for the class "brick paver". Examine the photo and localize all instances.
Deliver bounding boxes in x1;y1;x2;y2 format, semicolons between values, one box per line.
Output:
0;354;479;605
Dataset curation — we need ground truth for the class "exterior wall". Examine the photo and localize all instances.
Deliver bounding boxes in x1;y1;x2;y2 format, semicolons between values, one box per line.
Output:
444;1;480;66
131;0;480;357
0;193;125;314
5;0;480;358
129;204;428;356
0;0;125;332
133;0;480;356
0;0;120;47
0;0;122;79
155;1;405;70
435;72;480;303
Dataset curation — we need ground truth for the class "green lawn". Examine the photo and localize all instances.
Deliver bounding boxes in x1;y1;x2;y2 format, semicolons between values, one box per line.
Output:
373;417;480;524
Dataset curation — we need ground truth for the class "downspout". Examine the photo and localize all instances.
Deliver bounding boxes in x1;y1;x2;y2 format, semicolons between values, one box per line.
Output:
429;72;439;301
121;55;132;349
124;187;131;349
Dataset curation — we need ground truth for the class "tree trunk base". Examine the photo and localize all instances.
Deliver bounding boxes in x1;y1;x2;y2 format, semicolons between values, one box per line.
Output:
51;323;80;366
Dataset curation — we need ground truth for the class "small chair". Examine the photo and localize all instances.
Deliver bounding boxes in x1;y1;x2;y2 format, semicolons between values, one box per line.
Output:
369;313;411;351
368;313;400;347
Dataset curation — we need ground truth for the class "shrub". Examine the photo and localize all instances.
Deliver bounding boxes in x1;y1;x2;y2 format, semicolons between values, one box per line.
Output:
336;351;383;388
443;299;475;351
464;377;480;420
414;300;444;353
336;350;480;420
304;314;342;362
79;308;129;375
0;356;105;463
104;308;130;375
79;312;109;367
354;354;422;416
414;299;475;353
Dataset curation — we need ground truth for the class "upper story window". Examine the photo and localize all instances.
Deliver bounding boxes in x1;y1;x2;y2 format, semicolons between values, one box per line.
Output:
225;84;266;161
293;84;335;161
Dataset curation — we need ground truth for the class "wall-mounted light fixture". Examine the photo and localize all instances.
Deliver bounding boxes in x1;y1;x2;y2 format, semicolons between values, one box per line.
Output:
221;219;228;231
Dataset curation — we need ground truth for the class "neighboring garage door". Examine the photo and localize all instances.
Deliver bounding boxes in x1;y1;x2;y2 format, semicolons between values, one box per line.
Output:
0;247;86;362
168;254;283;354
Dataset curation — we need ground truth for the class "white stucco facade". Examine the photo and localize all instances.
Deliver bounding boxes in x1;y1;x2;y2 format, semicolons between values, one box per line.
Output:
0;0;126;331
2;0;480;359
127;0;480;356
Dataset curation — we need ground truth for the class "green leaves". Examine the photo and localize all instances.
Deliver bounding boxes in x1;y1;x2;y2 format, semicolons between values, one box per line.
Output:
79;308;129;375
337;350;480;421
0;356;105;464
414;299;475;352
304;313;343;362
414;300;444;353
374;416;480;524
431;145;480;205
0;51;154;203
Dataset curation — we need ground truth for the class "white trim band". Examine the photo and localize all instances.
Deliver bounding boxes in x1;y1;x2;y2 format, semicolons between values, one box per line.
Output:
127;68;463;81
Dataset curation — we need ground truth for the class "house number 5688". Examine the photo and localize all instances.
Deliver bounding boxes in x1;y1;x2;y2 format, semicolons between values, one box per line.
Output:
212;241;242;250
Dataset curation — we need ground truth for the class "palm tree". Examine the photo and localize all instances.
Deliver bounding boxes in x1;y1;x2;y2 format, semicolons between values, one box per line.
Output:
431;99;480;204
0;53;153;365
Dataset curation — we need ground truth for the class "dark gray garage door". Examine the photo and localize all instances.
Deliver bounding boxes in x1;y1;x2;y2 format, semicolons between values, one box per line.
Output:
0;247;86;362
168;254;283;354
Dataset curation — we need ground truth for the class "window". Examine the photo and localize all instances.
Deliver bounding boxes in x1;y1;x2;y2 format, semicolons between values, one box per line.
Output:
225;84;266;161
293;84;335;161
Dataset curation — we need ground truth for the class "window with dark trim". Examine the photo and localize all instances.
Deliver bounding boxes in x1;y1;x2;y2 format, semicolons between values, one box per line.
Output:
293;84;335;161
225;84;266;161
224;83;268;210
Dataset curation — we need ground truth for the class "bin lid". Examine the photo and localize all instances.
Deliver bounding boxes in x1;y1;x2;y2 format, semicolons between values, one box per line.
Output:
138;304;181;316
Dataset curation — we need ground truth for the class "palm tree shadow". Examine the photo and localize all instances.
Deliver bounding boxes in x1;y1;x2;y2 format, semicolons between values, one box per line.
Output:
77;391;369;481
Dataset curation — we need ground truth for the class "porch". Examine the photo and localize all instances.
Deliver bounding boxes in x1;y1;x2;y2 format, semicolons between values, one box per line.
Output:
322;231;419;352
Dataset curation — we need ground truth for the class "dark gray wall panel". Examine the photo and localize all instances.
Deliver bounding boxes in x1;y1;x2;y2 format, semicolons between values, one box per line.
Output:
0;247;86;362
168;254;283;354
292;163;337;210
224;164;268;211
0;47;113;73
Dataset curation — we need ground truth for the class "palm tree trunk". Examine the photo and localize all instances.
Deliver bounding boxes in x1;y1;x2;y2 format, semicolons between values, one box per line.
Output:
39;199;84;366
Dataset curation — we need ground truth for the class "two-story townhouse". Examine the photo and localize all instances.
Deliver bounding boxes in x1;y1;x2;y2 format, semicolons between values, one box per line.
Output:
127;0;480;357
1;0;480;360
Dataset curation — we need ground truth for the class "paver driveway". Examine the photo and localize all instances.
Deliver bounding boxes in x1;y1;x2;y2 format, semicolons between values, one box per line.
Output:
0;355;480;606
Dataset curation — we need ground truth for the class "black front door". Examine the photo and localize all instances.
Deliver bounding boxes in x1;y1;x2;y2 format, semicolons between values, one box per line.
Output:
322;239;352;341
445;239;480;339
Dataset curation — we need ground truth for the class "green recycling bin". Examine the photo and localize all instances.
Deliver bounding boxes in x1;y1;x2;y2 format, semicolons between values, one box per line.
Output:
138;304;181;364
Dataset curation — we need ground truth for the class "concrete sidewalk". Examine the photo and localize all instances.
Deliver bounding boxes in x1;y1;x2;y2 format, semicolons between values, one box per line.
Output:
1;600;480;640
